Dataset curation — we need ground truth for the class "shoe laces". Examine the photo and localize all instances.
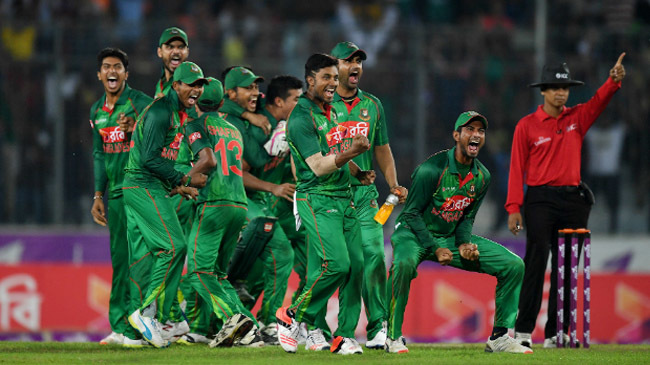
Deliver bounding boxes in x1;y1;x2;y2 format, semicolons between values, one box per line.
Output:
307;329;327;345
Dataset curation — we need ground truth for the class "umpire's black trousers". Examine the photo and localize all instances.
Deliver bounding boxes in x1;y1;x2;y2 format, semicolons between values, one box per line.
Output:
514;185;592;338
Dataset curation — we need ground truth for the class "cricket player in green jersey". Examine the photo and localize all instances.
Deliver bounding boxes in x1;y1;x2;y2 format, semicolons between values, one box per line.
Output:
330;41;408;349
155;27;189;98
90;48;153;347
123;61;208;348
177;77;263;348
220;67;295;339
276;53;374;355
154;27;194;336
384;111;531;354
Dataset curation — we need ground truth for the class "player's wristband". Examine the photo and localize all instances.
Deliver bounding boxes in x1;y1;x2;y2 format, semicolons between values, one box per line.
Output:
93;195;103;200
183;174;192;187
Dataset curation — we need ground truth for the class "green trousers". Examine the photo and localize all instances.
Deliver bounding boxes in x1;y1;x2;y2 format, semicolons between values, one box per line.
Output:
107;196;130;335
242;199;294;324
183;201;256;335
123;186;187;322
165;194;195;324
351;185;387;339
387;225;525;339
291;192;363;338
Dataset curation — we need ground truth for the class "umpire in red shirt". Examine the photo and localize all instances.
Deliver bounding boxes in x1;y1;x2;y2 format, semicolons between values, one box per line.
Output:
506;53;626;348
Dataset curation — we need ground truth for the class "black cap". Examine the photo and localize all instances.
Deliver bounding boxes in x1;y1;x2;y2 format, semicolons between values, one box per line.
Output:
529;63;584;88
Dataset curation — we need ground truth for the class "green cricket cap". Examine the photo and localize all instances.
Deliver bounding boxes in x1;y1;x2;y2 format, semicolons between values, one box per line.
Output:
331;41;367;61
198;77;224;107
454;111;488;131
159;27;188;46
224;67;264;90
173;62;207;85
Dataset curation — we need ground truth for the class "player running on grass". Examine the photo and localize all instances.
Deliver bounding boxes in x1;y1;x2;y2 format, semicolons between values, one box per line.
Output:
276;53;374;355
123;61;207;348
330;41;408;349
385;111;532;355
178;77;261;348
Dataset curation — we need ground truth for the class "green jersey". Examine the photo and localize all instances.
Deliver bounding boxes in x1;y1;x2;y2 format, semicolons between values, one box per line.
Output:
153;70;197;175
396;147;491;249
184;112;247;205
124;89;188;191
287;94;351;197
332;89;389;186
220;99;274;170
154;67;172;99
89;84;153;198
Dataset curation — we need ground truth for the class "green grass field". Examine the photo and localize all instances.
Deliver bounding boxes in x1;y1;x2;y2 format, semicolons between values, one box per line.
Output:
0;342;648;364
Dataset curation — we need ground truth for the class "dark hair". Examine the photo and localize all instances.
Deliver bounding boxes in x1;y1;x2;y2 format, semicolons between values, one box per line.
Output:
266;75;303;104
304;53;338;84
97;47;129;71
198;103;220;113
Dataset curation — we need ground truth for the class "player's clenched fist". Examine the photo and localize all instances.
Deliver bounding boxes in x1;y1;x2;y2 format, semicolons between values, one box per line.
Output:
349;134;370;156
435;247;453;266
458;243;480;261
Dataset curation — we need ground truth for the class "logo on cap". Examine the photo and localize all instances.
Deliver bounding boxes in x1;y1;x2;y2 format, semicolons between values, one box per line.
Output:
191;65;200;73
555;73;568;79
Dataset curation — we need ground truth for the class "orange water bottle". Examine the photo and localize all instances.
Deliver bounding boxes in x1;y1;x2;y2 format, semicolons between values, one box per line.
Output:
374;193;400;225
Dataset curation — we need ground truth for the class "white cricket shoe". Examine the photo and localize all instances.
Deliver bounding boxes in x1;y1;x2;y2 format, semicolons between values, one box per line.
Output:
209;313;254;348
543;334;575;348
331;336;363;355
260;323;279;345
177;333;212;345
236;327;265;348
276;306;299;353
305;328;330;351
128;309;169;348
122;336;146;348
366;322;387;349
514;332;532;348
385;336;409;354
161;320;190;342
99;331;124;345
297;322;308;345
485;333;533;353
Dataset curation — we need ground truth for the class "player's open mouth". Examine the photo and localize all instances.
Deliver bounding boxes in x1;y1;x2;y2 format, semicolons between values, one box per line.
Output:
349;70;359;84
107;76;118;88
170;58;181;68
249;98;257;109
324;88;335;98
188;95;198;105
468;141;480;153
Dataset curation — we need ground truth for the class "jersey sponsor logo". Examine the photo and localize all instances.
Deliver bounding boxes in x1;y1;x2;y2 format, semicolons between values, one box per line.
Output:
99;126;126;143
533;136;552;147
440;195;473;212
326;209;338;213
169;133;184;150
442;187;456;192
325;121;369;147
103;142;130;154
359;108;370;121
431;194;473;223
188;131;202;145
566;123;578;133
